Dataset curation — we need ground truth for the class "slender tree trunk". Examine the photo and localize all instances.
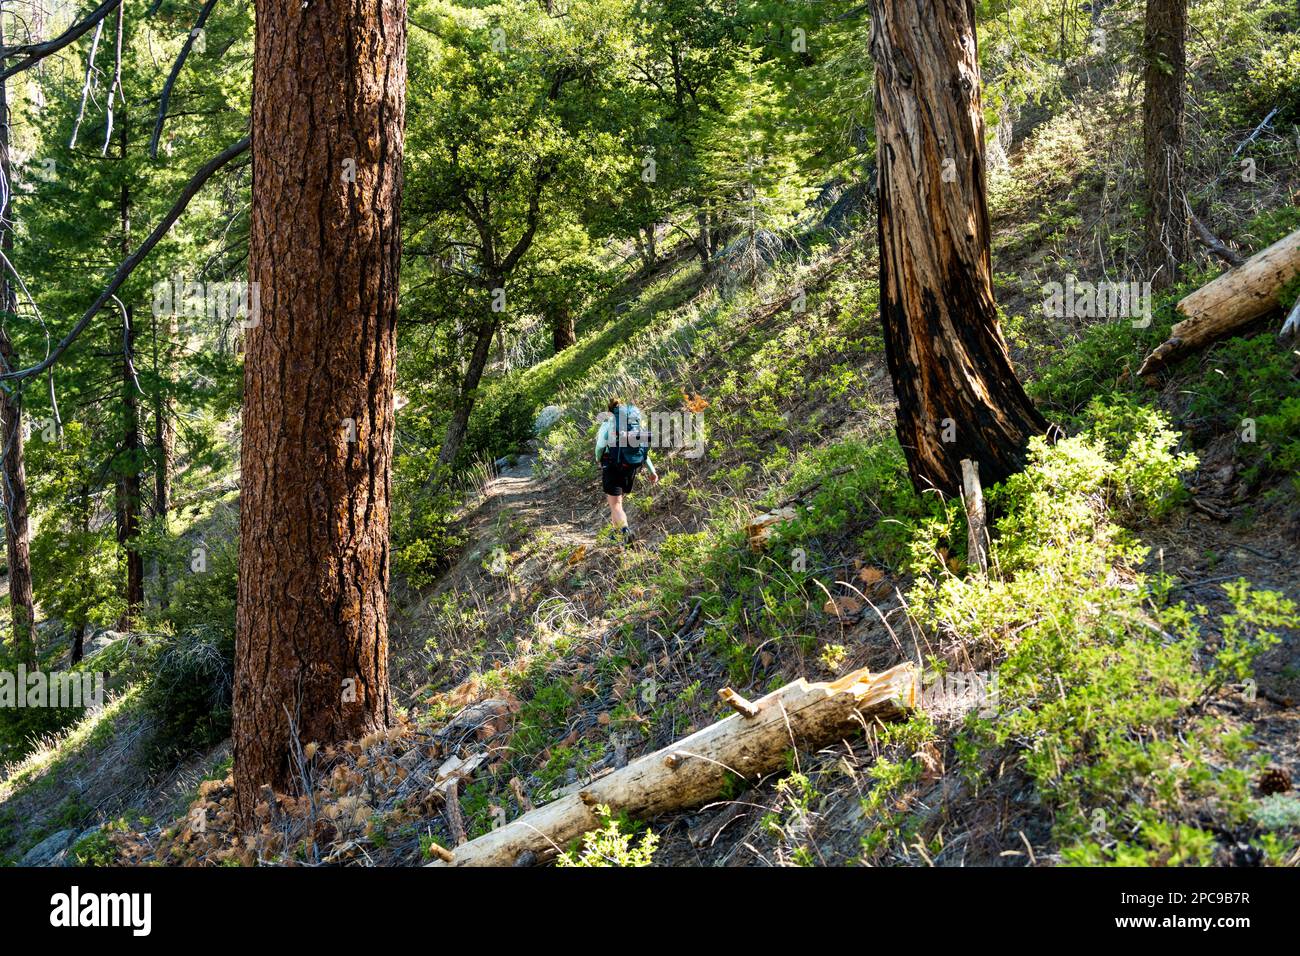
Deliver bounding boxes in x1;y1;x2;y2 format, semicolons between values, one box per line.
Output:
1143;0;1188;290
0;73;35;666
71;484;91;665
117;302;143;628
233;0;406;822
870;0;1048;497
550;305;575;353
70;623;86;666
116;108;143;629
634;224;657;268
152;309;174;610
437;310;497;470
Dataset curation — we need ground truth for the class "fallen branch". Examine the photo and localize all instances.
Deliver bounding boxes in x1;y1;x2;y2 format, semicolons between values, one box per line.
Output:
1233;105;1279;158
1190;213;1244;268
429;662;918;867
688;792;753;848
1138;227;1300;378
444;778;467;847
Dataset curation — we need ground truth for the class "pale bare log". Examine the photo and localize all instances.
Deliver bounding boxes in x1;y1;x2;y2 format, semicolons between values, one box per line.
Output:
429;662;918;867
1139;227;1300;376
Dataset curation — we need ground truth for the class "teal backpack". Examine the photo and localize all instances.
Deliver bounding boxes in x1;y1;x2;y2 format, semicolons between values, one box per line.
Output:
612;405;649;466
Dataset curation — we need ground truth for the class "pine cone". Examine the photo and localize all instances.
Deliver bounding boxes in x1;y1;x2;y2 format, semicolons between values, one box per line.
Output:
1258;766;1292;796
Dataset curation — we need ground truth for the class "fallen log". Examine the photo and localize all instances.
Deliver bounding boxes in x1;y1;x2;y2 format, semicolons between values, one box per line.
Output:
1138;227;1300;377
427;662;919;867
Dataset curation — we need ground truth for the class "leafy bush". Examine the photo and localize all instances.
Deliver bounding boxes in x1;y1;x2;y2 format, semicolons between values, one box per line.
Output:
901;402;1296;865
557;804;658;866
463;374;537;469
391;459;469;589
0;642;89;767
141;624;235;766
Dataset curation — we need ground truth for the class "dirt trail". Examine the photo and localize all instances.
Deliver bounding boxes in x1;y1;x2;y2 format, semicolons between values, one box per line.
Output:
457;451;603;577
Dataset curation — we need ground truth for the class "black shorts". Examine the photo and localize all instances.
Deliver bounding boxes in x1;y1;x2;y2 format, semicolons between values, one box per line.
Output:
601;459;640;496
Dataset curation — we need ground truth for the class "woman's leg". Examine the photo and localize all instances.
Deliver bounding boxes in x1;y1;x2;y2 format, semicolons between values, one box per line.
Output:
606;493;627;529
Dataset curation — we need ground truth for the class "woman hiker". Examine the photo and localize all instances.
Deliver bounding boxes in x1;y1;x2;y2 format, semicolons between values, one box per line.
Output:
596;397;657;543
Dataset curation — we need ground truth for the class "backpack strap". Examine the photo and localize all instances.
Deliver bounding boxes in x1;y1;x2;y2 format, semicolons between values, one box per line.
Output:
612;405;623;464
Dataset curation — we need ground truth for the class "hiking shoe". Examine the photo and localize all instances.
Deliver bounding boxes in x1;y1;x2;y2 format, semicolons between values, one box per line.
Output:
621;527;636;545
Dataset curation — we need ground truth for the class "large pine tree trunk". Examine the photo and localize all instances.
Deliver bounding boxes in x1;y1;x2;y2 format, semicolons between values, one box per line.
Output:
233;0;406;822
0;75;35;666
870;0;1047;497
1142;0;1189;289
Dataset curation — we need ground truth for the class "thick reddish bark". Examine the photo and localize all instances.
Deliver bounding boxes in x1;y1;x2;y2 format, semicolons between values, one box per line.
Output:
1143;0;1189;290
870;0;1048;497
232;0;406;821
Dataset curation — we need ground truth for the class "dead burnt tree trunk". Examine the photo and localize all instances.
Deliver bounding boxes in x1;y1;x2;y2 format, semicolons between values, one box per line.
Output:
1142;0;1189;290
232;0;407;823
870;0;1048;498
116;300;144;628
1138;226;1300;375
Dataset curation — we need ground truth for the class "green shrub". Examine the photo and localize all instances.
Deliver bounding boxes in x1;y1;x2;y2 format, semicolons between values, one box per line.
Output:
900;402;1296;865
557;804;658;866
141;623;234;766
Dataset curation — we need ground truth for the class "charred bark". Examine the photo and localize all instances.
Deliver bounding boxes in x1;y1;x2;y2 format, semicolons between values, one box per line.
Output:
870;0;1049;497
115;102;143;628
117;302;143;627
232;0;406;821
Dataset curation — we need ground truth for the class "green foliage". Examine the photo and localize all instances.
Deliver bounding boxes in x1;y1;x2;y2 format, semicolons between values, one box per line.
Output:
902;401;1296;866
70;827;119;867
557;804;658;866
391;459;470;589
140;623;235;766
26;423;125;642
0;642;91;767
